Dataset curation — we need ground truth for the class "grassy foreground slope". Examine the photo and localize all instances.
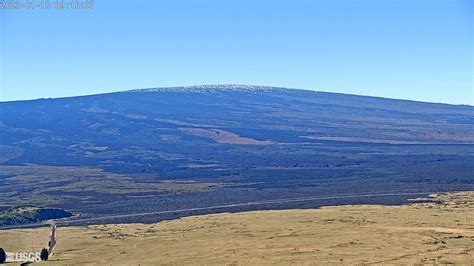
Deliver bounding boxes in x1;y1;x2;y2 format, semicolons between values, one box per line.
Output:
1;192;473;265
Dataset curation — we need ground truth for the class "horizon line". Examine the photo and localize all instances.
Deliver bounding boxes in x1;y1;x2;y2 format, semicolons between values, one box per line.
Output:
1;84;472;107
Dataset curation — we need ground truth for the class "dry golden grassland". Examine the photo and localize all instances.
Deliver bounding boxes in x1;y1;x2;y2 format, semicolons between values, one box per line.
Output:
0;192;473;265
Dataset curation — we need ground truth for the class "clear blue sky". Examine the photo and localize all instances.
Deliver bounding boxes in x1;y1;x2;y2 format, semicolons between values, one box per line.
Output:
0;0;472;104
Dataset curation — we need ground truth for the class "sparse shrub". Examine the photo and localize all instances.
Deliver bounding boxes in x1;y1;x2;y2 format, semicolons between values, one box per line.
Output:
0;248;6;263
40;248;49;261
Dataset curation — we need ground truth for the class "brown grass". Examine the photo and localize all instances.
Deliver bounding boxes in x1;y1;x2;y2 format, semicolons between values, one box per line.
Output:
0;192;472;265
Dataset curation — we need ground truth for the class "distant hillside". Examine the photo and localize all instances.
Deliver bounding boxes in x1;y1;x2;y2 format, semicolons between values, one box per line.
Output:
0;85;472;226
0;206;72;226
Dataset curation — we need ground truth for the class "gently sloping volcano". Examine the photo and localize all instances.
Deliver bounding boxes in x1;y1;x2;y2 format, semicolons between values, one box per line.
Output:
0;85;473;226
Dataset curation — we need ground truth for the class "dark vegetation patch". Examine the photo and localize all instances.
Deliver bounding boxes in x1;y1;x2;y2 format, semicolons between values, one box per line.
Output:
0;206;72;226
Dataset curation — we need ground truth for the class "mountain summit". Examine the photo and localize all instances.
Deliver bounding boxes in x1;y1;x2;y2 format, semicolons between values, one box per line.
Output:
0;85;472;225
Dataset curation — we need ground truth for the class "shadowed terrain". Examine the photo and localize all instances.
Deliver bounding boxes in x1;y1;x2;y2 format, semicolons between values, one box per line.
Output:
0;206;71;226
0;85;473;225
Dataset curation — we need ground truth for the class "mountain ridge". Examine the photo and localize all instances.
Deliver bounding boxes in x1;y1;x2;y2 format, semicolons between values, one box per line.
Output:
2;84;472;108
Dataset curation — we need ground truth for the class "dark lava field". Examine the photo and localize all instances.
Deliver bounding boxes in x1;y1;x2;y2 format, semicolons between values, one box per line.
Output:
0;85;473;225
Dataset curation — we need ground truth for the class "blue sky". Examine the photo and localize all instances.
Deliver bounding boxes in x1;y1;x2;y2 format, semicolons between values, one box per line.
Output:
0;0;472;104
